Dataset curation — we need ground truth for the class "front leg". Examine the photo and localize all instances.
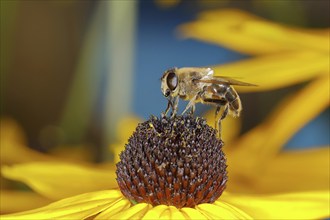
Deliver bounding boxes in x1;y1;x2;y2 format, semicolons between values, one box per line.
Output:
164;98;173;116
170;96;179;118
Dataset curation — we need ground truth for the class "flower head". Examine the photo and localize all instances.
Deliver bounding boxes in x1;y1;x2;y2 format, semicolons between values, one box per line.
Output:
116;115;227;208
1;114;329;219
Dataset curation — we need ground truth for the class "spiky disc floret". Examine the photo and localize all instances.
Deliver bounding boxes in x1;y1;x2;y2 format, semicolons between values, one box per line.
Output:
116;115;227;208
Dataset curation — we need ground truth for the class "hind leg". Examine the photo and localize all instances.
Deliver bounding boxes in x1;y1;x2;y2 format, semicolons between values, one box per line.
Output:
216;104;229;139
215;106;221;131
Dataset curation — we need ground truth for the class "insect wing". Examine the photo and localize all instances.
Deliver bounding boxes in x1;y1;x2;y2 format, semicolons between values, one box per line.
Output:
196;76;257;86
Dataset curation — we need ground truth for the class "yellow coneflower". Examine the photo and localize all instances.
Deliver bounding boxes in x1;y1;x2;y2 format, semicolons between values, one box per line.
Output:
1;116;329;219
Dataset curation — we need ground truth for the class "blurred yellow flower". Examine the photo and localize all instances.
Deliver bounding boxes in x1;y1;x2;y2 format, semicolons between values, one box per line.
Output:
0;118;94;166
0;118;108;213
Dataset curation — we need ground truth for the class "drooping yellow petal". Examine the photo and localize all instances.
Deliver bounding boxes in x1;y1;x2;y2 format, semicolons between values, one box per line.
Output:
221;190;330;219
178;9;329;55
168;206;186;219
95;199;131;219
228;147;330;194
212;51;329;92
2;162;116;200
178;11;287;55
109;203;152;219
141;205;168;220
180;207;208;220
0;190;52;214
148;206;186;220
203;109;241;144
196;203;252;219
0;190;125;220
159;208;172;220
227;75;329;178
243;20;329;53
257;75;329;157
213;200;253;219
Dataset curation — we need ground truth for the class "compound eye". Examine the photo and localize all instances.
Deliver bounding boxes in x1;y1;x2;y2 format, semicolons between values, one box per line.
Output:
166;72;178;91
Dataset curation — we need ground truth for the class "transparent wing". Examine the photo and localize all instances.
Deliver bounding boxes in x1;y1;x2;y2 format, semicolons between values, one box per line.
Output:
196;76;257;86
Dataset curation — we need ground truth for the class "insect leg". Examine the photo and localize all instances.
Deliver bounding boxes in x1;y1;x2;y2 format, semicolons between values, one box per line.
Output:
182;95;197;115
183;88;206;116
190;104;196;115
164;98;173;116
215;106;221;130
221;104;229;120
171;96;179;118
217;104;229;139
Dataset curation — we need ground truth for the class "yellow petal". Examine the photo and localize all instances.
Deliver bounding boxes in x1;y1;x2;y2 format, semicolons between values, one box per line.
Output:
255;147;330;193
243;20;329;53
178;20;289;55
142;205;206;220
222;190;330;219
213;200;253;219
227;75;329;178
212;51;329;92
141;205;168;220
109;203;152;219
0;190;124;220
178;9;329;55
159;208;172;220
2;162;117;200
203;109;241;144
228;147;330;194
180;207;208;220
257;75;329;157
0;190;52;214
196;203;251;219
168;206;186;219
95;199;131;219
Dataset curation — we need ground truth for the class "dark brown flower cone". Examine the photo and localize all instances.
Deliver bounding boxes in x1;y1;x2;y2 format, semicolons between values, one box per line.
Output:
116;115;227;208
